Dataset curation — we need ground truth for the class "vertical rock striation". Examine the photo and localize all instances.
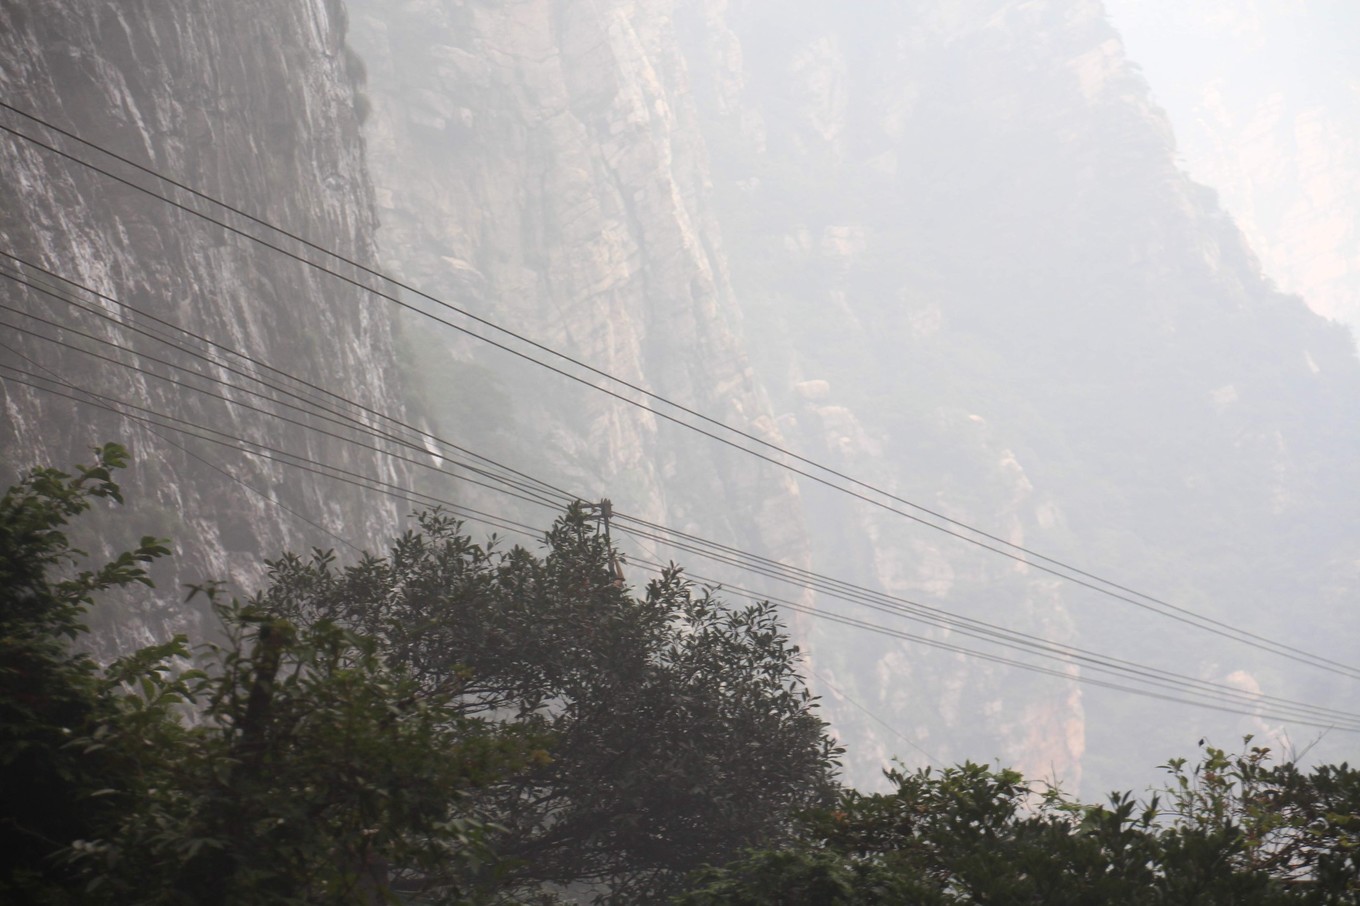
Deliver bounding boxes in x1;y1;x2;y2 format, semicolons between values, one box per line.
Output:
0;0;412;649
346;0;808;567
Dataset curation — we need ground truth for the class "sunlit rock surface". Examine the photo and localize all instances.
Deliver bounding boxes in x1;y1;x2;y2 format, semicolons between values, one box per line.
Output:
0;0;411;650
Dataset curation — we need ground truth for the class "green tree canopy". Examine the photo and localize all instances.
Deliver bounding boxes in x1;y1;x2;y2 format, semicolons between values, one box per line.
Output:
258;506;842;902
1;448;839;904
675;744;1360;905
2;447;534;904
1;443;169;901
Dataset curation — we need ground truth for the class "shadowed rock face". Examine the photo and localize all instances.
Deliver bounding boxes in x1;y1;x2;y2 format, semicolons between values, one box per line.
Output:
0;0;411;649
345;0;1099;787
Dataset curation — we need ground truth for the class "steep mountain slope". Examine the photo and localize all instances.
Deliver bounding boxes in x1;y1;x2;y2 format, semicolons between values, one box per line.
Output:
345;0;809;574
0;0;412;647
344;0;1359;792
3;0;1354;798
677;0;1360;790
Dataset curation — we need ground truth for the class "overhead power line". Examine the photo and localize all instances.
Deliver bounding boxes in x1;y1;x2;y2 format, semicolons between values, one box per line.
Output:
2;107;1360;718
0;337;367;555
0;260;571;536
0;251;577;508
7;347;1357;734
610;522;1360;726
0;301;566;514
5;104;1354;682
12;268;1354;725
620;553;1360;733
0;258;575;513
0;359;543;544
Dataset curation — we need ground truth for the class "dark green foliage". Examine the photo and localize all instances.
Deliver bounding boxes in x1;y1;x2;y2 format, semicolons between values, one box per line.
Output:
258;505;842;903
0;443;171;903
1156;742;1360;902
676;743;1360;905
11;449;1355;905
77;593;539;905
1;450;837;904
0;447;533;904
671;740;1360;903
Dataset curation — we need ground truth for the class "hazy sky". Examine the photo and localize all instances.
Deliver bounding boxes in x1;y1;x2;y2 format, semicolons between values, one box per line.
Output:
1104;0;1360;336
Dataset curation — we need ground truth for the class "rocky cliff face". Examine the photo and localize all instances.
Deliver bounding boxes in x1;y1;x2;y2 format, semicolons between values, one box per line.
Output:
0;0;411;649
5;0;1355;796
345;0;807;565
342;0;1360;792
342;0;1092;786
674;0;1360;790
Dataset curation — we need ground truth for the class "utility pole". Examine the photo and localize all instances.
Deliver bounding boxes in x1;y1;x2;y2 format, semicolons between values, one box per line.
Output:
584;498;625;587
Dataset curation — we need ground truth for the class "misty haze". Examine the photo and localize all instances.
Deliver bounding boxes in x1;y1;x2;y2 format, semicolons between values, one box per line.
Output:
3;0;1357;901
